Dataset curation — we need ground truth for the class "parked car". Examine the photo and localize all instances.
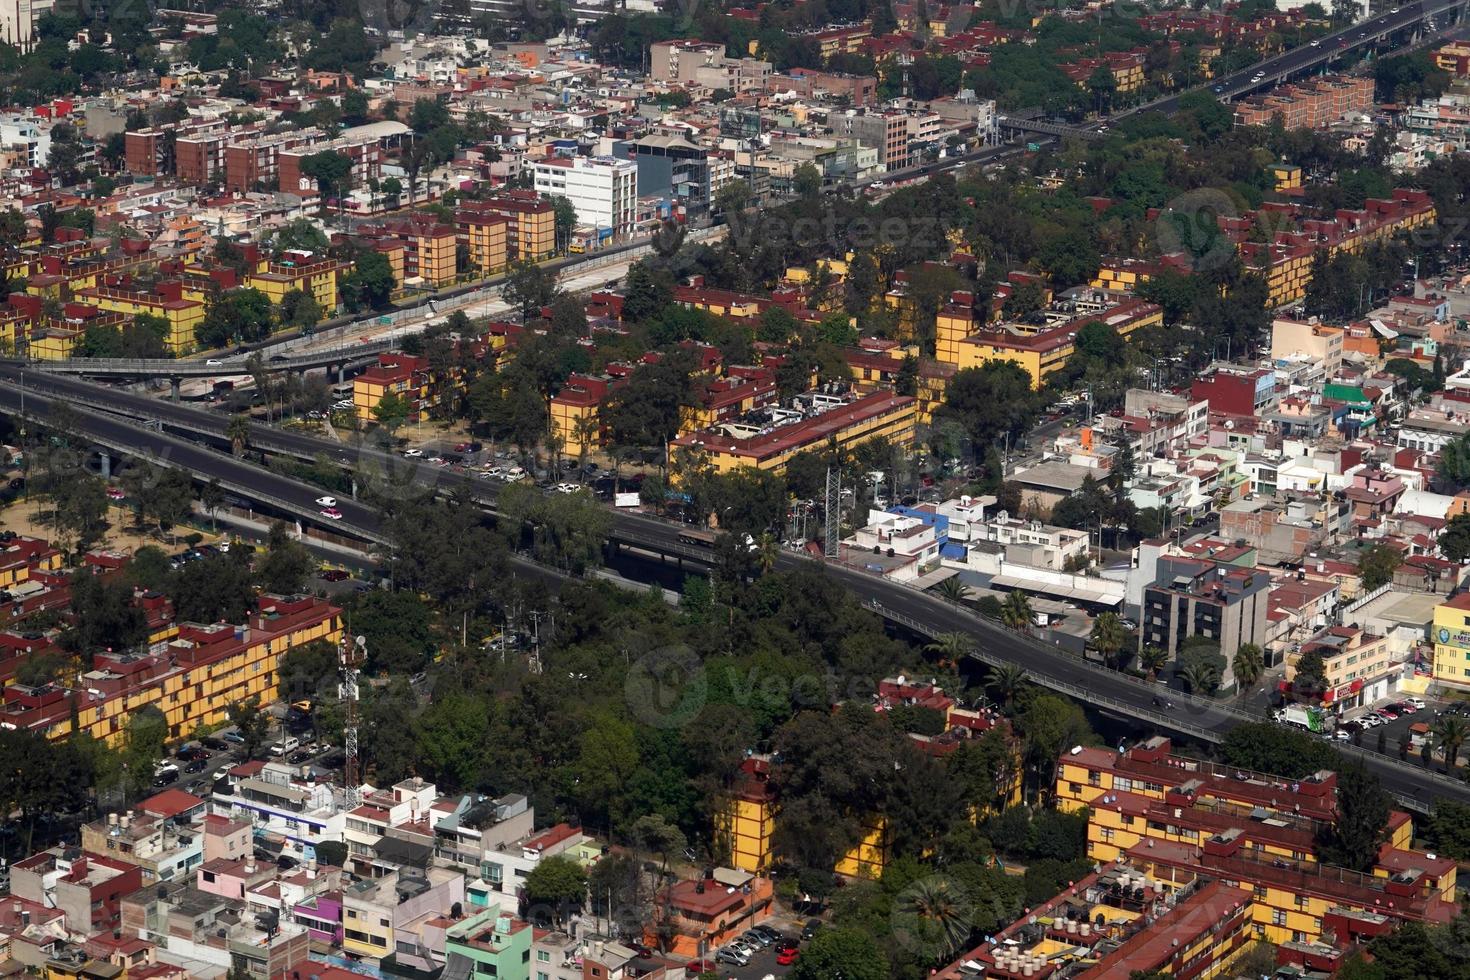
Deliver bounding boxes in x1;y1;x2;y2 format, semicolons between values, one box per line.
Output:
200;737;228;751
685;960;717;975
751;925;784;944
777;944;800;966
184;759;207;774
714;948;749;968
320;569;350;582
1376;707;1398;720
801;919;823;941
403;448;424;457
153;770;179;787
740;929;772;948
1405;697;1427;710
221;731;246;744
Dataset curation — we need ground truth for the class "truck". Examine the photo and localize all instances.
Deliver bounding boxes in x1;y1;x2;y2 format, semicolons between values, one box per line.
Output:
1274;704;1328;733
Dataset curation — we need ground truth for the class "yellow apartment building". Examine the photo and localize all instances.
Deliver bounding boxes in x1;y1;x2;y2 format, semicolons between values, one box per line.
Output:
76;287;205;355
1273;163;1303;191
1432;592;1470;690
246;257;346;317
459;211;509;276
8;596;343;745
938;301;1163;388
670;391;917;478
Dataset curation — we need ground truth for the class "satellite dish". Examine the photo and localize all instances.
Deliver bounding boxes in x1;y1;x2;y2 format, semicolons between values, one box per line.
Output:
355;636;367;649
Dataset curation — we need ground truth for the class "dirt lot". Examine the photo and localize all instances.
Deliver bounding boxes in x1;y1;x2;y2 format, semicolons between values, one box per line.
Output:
0;497;221;555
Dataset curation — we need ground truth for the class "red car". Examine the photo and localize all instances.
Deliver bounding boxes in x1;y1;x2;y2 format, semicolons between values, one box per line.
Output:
320;569;350;582
686;960;717;975
776;945;800;966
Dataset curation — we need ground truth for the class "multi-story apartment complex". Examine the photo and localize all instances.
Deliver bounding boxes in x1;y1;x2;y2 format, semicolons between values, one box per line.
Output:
462;191;556;261
224;129;322;193
1140;556;1271;670
1233;75;1375;128
278;134;381;195
357;215;458;287
669;390;917;477
531;155;637;239
0;594;342;744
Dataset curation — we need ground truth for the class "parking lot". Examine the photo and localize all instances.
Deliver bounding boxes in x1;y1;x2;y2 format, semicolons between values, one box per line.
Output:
1337;693;1466;760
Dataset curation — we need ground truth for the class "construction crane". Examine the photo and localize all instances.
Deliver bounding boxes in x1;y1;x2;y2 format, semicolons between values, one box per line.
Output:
339;634;366;811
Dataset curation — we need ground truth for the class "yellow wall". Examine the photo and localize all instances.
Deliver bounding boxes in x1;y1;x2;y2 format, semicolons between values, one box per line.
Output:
688;397;917;478
1433;600;1470;689
56;610;341;745
717;797;773;874
834;816;888;879
465;220;508;276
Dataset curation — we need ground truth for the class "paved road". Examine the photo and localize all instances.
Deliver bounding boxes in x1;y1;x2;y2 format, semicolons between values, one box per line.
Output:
1131;0;1464;117
6;367;1469;811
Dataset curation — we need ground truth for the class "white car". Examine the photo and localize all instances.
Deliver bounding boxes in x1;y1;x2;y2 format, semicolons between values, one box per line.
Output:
403;448;424;458
555;483;580;494
314;496;337;508
1405;697;1426;709
205;358;223;366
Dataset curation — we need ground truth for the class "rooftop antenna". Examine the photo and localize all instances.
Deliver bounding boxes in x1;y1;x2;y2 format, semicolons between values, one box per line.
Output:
340;633;367;810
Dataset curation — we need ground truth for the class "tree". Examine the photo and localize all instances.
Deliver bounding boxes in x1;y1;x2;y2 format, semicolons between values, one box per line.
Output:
279;288;323;331
1177;642;1225;696
621;262;672;324
1293;648;1327;699
1315;764;1390;872
793;162;822;197
371;392;412;431
503;259;559;320
1426;800;1470;860
196;288;274;348
789;928;887;980
1220;723;1343;780
257;521;314;595
1431;715;1470;769
67;573;147;656
341;249;395;311
1232;643;1265;690
227;696;272;759
1358;544;1402;591
937;362;1044;452
170;551;256;623
226;415;251;457
1439;514;1470;562
1138;645;1168;680
934;578;971;604
552;195;577;253
1000;590;1032;632
986;663;1027;709
523;855;586;926
1089;612;1127;669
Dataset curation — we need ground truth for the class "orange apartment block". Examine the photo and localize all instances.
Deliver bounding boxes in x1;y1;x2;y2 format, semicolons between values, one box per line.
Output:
1233;75;1375;129
646;869;773;958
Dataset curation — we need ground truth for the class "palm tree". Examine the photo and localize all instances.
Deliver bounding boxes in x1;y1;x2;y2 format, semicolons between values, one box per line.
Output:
1090;612;1127;669
226;414;251;457
1232;643;1265;690
1138;646;1168;680
987;663;1027;709
893;875;973;961
1180;660;1220;697
926;631;973;665
754;532;779;575
1000;590;1033;633
934;577;971;604
1432;715;1470;769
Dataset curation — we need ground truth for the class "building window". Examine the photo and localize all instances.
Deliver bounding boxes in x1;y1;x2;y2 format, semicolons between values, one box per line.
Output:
537;951;550;963
1272;910;1287;927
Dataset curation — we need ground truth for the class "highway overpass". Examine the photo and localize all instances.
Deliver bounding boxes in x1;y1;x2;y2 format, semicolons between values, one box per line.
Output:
1;370;1464;813
26;337;396;382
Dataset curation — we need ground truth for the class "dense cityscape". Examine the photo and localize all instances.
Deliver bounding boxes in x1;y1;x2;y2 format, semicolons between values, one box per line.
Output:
0;0;1468;978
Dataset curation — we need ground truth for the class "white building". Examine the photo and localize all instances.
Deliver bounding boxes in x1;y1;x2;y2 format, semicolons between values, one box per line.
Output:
0;115;50;170
531;154;637;237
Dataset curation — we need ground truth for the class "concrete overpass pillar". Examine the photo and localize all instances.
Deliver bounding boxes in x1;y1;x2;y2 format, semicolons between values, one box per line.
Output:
98;452;110;479
169;377;181;402
351;476;358;501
